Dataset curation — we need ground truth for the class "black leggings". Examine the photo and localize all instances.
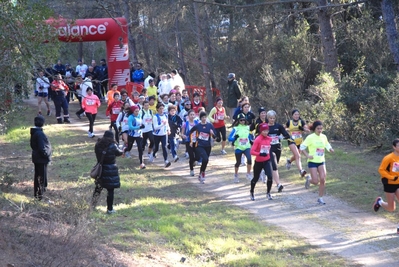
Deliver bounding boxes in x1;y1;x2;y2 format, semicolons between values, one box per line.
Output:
153;135;168;161
86;113;97;133
186;143;197;171
92;183;115;211
34;163;48;199
195;146;211;173
142;131;154;151
109;121;120;144
127;136;143;164
251;160;273;194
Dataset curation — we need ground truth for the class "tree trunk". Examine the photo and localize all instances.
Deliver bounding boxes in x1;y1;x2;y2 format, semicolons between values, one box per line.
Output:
193;2;213;110
317;0;340;82
121;0;138;64
381;0;399;71
174;0;189;85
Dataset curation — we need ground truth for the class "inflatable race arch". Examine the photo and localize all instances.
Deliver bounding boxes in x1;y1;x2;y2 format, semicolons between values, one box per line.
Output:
48;17;130;91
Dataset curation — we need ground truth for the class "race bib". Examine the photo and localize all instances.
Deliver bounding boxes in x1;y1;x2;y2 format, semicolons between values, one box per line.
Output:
86;99;95;106
190;133;197;142
199;132;209;141
392;162;399;172
316;148;325;157
270;136;279;145
239;138;248;146
217;114;224;120
145;118;152;124
260;145;270;154
112;107;121;114
291;131;302;140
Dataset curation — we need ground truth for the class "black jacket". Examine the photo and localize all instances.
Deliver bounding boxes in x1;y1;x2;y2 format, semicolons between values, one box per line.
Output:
168;114;183;137
30;127;52;164
95;143;123;189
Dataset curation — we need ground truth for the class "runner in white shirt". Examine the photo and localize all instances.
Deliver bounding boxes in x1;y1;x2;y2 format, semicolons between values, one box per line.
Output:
36;70;51;116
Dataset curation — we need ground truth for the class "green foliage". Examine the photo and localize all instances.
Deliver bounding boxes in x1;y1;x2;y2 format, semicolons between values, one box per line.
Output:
0;0;60;127
338;61;399;145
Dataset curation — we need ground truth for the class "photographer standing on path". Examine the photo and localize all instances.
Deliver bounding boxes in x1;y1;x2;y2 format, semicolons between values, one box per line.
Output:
92;131;123;214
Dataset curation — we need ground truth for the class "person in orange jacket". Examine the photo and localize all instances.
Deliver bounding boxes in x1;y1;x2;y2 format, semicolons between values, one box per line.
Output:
82;87;101;138
106;84;120;105
373;138;399;234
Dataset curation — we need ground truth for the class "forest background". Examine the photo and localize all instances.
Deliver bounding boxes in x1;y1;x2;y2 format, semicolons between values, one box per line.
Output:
2;0;399;146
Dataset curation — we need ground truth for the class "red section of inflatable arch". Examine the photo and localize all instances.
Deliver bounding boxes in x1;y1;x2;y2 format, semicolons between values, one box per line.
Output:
47;17;130;91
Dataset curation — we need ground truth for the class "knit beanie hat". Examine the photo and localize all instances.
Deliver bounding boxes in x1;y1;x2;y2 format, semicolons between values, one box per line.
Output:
259;123;269;132
103;130;114;139
258;107;266;114
34;115;45;127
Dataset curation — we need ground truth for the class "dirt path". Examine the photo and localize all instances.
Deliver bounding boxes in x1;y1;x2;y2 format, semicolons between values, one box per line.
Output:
27;96;399;267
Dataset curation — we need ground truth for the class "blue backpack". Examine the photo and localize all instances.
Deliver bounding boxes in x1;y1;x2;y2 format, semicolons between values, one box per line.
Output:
132;69;144;82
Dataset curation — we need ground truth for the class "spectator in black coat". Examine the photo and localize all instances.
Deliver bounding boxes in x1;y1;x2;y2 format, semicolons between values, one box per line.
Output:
98;59;108;99
30;115;52;200
91;130;123;214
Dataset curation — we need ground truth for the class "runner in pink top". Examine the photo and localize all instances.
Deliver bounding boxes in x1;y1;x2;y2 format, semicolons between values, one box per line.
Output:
82;87;101;138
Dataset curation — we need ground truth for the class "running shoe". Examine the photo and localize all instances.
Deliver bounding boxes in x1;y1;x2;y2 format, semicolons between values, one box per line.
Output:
250;191;255;201
140;163;146;169
190;170;194;176
47;110;51;116
267;193;273;200
246;173;253;181
317;198;326;205
148;154;154;163
300;169;307;177
174;155;179;162
76;112;81;119
221;150;227;155
125;152;131;158
304;175;311;189
165;161;171;168
397;226;399;235
234;174;239;183
64;118;70;123
277;184;284;193
286;158;291;170
38;111;42;115
107;209;116;214
197;161;202;166
198;172;205;184
373;197;382;212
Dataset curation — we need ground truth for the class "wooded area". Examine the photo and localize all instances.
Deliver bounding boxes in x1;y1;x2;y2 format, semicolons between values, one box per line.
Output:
2;0;399;146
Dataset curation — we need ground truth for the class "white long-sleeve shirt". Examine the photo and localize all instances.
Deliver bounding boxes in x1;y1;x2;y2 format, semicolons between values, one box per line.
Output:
36;76;50;93
152;113;170;136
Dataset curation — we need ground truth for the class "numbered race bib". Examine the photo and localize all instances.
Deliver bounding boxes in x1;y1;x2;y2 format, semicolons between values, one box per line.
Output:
291;131;302;140
145;118;152;124
86;99;95;106
392;162;399;172
270;136;279;145
217;114;224;120
239;138;248;146
316;148;325;157
260;145;270;154
190;133;197;142
199;132;209;141
112;107;121;114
